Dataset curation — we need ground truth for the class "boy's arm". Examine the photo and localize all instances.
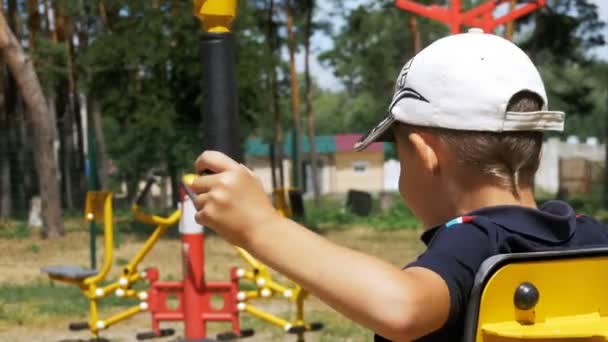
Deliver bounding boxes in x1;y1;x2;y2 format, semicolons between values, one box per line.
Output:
192;151;450;341
249;215;450;341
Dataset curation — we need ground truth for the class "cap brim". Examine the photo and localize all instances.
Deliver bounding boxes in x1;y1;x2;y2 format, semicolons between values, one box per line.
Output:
353;115;395;152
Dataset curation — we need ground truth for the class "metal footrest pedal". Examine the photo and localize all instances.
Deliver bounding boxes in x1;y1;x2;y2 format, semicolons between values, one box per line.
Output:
136;328;175;340
287;322;324;334
216;328;255;340
68;321;90;331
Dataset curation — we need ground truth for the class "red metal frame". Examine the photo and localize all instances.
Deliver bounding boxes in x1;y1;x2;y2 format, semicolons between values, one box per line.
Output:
395;0;546;34
145;266;241;338
141;186;243;341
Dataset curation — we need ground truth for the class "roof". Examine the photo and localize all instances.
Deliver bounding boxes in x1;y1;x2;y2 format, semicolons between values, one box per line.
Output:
335;134;384;152
245;134;388;157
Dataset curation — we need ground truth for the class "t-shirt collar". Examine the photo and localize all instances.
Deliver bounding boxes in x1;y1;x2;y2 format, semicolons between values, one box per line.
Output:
420;200;577;245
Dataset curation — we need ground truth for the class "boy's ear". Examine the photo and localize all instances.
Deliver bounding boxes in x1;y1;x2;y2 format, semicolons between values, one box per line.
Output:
408;132;439;174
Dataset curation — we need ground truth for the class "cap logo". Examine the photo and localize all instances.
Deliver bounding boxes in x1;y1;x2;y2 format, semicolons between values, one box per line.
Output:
395;58;413;91
390;57;429;113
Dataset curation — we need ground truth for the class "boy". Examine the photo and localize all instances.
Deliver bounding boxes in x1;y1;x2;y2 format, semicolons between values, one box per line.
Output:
191;29;608;341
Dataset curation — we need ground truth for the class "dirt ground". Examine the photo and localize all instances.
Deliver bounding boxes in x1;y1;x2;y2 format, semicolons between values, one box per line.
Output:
0;226;424;341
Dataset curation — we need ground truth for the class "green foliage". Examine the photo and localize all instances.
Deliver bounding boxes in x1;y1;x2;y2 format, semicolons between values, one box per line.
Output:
74;1;277;192
316;0;446;135
315;0;608;143
520;0;605;65
305;195;420;231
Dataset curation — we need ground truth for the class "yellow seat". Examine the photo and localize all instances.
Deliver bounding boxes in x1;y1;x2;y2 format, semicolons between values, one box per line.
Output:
464;247;608;342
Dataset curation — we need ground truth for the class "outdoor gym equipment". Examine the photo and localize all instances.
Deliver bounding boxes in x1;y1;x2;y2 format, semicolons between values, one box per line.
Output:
133;175;252;341
192;1;323;339
463;247;608;341
41;178;251;341
233;247;323;337
395;0;546;34
42;175;320;341
179;184;323;339
41;191;117;338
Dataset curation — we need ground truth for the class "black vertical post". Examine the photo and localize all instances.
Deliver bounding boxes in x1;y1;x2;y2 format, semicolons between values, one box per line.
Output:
200;32;243;163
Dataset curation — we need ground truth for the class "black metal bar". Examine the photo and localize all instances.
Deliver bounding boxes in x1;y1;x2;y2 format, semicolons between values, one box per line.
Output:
200;32;243;163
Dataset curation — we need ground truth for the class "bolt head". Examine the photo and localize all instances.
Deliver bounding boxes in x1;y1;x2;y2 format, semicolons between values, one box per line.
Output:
514;282;540;310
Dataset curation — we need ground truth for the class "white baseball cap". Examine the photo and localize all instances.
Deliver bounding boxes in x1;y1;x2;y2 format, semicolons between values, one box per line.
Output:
354;28;565;151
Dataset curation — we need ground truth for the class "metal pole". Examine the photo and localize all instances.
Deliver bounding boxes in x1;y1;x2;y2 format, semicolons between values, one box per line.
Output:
187;2;240;341
87;114;99;270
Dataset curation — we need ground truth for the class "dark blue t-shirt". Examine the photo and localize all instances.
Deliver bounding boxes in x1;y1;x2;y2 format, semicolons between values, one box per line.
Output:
374;200;608;342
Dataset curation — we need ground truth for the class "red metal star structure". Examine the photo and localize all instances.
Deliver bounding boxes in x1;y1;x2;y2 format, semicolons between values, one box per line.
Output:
395;0;546;34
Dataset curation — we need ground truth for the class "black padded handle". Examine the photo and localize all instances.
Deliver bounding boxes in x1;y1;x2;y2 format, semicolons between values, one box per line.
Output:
135;176;156;206
201;32;243;163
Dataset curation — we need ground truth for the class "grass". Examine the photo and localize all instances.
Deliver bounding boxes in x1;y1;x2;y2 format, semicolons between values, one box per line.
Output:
0;213;424;340
0;280;138;327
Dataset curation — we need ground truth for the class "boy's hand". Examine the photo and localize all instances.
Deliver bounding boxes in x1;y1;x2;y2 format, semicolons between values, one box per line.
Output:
192;151;280;247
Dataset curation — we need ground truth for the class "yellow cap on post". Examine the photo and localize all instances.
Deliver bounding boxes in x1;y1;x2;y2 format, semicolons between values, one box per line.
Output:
182;173;198;187
193;0;237;33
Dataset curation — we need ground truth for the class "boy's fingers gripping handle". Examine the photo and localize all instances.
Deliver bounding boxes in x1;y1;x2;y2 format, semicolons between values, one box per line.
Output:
182;180;198;202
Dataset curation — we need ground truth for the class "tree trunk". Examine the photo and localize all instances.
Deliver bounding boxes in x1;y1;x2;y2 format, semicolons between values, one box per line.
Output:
604;98;608;209
0;66;10;218
91;100;110;190
0;11;64;237
505;0;516;41
62;15;79;209
304;0;320;205
285;0;302;189
26;0;40;50
266;0;284;189
408;16;421;53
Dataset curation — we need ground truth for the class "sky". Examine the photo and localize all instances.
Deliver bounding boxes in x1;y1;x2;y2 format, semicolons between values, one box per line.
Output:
298;0;608;91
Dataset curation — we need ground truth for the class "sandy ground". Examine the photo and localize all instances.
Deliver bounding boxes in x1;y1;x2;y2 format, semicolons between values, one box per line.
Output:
0;225;424;341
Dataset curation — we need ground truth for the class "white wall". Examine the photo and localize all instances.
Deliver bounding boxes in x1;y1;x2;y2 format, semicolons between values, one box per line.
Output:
383;159;400;192
535;137;605;195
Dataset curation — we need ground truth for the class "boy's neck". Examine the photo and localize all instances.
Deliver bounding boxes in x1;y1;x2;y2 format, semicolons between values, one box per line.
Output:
423;184;537;228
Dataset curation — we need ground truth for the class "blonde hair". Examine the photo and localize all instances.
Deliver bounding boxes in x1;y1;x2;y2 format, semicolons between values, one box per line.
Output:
401;91;544;197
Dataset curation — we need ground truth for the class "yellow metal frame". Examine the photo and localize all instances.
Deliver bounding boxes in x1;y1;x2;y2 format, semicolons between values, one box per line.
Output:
86;204;182;335
46;191;182;338
474;255;608;341
49;182;316;338
234;247;315;332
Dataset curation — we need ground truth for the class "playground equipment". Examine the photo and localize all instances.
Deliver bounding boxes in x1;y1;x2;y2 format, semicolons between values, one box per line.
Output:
178;183;322;339
42;175;321;341
395;0;546;34
463;247;608;341
232;247;323;337
43;177;254;341
133;175;252;341
41;191;118;337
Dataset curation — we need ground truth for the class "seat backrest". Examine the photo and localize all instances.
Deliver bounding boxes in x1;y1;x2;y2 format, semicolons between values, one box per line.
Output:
83;191;114;285
84;191;113;224
463;247;608;342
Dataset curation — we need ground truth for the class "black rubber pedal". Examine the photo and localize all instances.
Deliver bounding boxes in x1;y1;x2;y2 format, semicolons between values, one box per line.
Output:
216;328;255;340
136;328;175;340
68;321;89;331
287;322;324;334
309;322;324;331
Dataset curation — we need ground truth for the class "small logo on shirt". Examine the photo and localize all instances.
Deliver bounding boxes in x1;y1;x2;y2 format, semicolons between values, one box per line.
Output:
445;216;476;228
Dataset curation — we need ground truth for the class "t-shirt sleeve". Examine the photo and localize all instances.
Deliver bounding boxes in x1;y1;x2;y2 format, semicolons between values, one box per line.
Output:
407;223;493;325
